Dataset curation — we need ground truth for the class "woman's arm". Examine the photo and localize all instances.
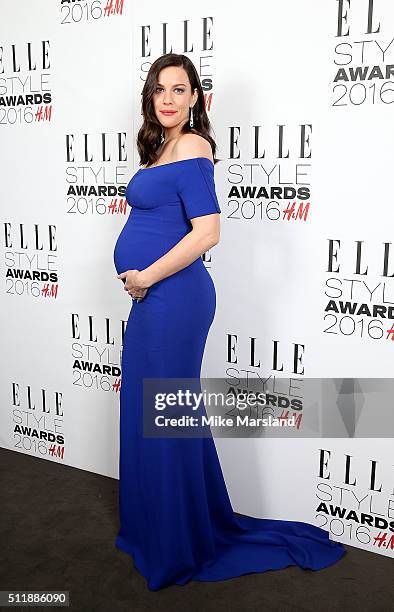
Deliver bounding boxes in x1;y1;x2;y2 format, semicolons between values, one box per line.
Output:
141;213;220;287
117;214;220;295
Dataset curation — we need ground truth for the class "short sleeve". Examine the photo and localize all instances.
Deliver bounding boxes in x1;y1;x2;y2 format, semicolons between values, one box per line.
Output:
177;157;221;221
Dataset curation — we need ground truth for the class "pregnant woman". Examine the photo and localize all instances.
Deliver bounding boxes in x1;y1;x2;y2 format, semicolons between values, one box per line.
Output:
113;53;345;591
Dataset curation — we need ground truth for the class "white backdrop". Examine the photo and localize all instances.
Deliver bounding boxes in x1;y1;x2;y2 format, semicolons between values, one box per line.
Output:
1;0;393;560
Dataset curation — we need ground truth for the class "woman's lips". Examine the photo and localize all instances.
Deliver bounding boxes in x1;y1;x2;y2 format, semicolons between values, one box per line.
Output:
160;111;177;115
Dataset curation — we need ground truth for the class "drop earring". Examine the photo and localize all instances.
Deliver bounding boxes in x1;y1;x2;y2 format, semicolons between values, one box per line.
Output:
189;106;194;128
160;128;165;143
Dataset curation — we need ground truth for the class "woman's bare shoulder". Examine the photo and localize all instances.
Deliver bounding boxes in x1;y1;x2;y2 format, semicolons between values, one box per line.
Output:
174;133;213;163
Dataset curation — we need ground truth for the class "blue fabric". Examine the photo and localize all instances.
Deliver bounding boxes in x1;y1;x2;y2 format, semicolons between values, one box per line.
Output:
113;157;345;591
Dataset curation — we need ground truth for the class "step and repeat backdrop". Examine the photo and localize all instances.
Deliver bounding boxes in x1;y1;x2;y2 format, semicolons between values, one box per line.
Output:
1;0;393;560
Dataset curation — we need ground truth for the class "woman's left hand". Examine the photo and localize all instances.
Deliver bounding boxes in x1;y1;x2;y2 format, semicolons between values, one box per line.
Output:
117;269;151;301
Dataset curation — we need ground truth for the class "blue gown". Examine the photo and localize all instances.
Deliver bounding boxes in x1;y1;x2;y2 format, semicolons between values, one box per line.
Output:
113;156;346;591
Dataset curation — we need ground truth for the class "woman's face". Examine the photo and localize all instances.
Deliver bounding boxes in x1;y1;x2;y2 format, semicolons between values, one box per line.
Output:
152;65;197;130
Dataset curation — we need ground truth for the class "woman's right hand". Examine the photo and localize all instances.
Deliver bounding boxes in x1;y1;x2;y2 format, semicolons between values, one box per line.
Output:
118;269;149;301
131;288;148;302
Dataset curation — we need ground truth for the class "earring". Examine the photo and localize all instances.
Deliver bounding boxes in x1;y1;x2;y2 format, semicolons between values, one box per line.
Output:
189;106;194;128
160;128;165;143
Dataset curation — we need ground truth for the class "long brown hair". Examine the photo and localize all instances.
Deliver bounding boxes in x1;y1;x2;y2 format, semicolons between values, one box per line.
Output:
137;53;218;168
